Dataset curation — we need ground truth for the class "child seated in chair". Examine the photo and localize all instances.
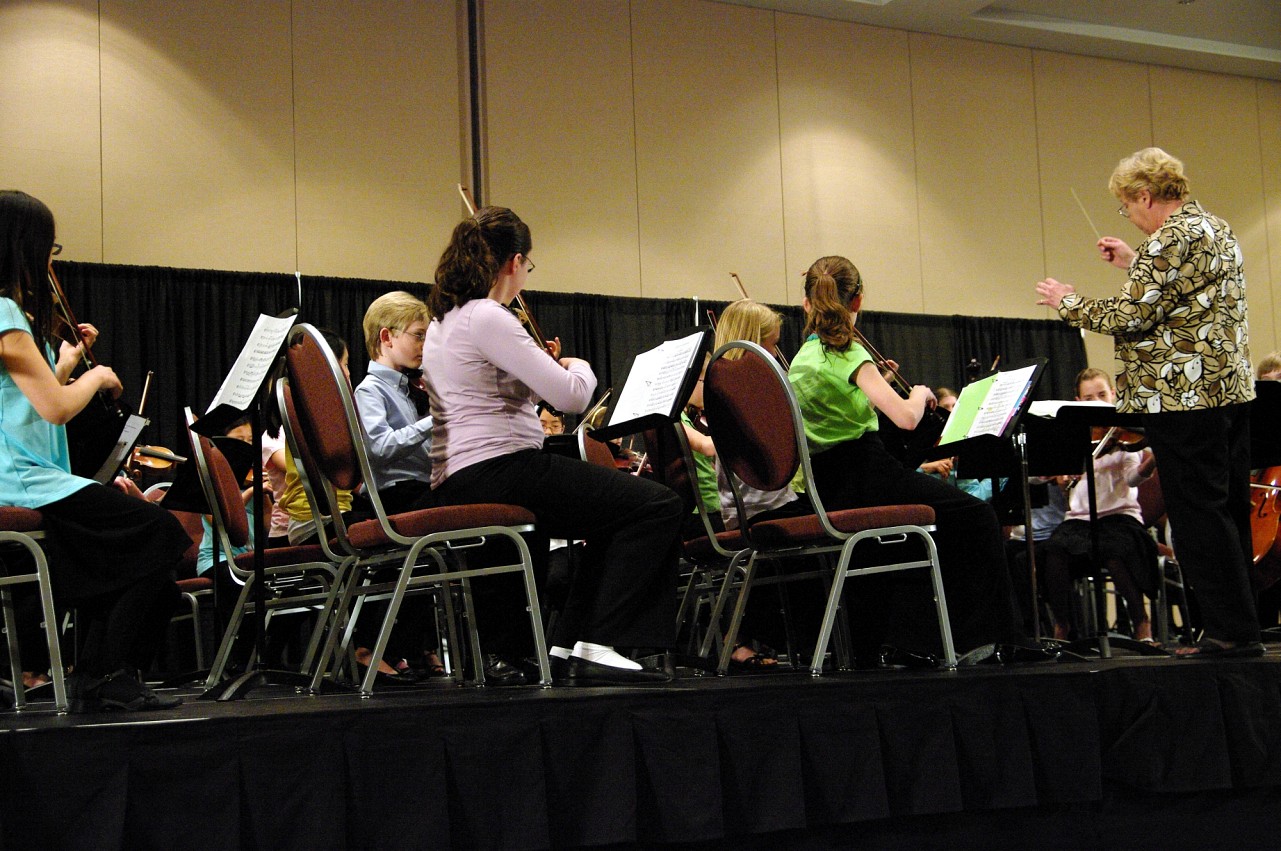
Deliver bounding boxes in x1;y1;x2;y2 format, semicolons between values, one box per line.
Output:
1041;368;1159;643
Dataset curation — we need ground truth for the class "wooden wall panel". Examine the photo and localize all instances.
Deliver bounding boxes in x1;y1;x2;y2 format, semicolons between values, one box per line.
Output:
1258;80;1281;357
1149;67;1273;365
99;1;295;272
1033;51;1153;373
0;0;103;261
775;13;919;310
909;34;1044;318
292;2;460;284
484;0;640;297
631;0;787;304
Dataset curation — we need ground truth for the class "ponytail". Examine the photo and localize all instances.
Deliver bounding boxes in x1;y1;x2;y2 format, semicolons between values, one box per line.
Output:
802;255;862;353
430;206;531;317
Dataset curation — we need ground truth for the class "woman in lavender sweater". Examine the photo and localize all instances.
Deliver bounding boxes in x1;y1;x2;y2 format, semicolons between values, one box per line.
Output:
423;206;681;685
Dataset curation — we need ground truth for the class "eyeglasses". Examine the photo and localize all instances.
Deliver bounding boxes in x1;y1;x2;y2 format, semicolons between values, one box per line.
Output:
1116;203;1130;219
524;258;535;274
51;243;62;256
397;328;427;342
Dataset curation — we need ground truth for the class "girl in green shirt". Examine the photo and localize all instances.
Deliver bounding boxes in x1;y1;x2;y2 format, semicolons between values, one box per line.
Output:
788;256;1018;657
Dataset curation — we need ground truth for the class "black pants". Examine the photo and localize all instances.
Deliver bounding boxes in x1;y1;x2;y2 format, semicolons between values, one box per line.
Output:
1143;404;1259;644
809;435;1020;654
433;449;683;649
39;484;187;676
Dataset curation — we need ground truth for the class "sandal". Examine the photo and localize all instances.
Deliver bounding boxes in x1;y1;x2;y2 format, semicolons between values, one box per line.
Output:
728;643;779;673
1174;638;1265;659
421;651;446;678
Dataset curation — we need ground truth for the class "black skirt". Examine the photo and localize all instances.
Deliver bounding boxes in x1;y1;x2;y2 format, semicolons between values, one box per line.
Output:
1043;514;1160;596
38;483;191;602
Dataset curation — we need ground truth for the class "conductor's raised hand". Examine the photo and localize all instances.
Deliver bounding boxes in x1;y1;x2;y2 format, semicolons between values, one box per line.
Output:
1035;278;1074;309
1097;237;1135;269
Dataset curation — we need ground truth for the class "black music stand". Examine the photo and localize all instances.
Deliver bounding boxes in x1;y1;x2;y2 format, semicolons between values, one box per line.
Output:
1050;404;1166;659
191;309;341;701
926;360;1049;663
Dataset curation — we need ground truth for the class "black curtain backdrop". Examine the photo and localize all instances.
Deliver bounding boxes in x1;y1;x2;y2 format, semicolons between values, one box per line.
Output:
54;260;1086;455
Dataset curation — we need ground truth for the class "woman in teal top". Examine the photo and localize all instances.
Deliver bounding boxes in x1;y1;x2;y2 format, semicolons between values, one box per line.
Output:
0;190;189;711
788;256;1018;657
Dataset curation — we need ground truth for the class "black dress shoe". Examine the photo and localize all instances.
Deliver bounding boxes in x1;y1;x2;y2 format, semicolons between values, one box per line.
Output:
74;669;182;712
483;654;527;686
561;656;672;686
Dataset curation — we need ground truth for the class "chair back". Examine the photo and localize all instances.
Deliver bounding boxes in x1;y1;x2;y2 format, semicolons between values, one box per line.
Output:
1137;468;1165;529
281;323;400;550
642;424;698;518
704;341;832;524
184;409;251;560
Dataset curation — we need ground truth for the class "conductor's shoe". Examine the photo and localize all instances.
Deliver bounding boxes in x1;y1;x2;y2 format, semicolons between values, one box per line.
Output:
562;656;672;686
483;654;527;686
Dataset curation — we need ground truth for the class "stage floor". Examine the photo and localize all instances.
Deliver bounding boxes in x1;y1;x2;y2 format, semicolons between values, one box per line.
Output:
4;650;1281;850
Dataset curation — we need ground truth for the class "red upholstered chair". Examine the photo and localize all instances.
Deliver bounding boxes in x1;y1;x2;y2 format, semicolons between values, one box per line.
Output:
0;508;68;712
640;422;751;662
280;323;549;695
183;410;345;689
703;341;956;675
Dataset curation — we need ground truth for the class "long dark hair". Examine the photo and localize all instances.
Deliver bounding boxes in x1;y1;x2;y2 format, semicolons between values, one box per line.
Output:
802;255;863;353
430;206;531;317
0;190;57;346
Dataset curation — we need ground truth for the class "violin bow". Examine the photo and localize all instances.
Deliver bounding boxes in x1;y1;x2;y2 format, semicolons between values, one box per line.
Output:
456;183;554;356
727;272;789;369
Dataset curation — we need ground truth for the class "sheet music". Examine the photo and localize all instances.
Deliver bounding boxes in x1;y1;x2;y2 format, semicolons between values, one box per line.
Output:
207;313;297;413
969;364;1038;437
940;363;1040;444
609;332;704;425
92;413;148;484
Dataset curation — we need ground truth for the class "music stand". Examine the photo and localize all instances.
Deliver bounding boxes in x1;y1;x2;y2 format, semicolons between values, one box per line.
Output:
191;310;335;701
1051;404;1165;659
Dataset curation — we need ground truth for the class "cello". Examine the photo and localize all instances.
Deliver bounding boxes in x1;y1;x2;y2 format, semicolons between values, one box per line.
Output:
1248;467;1281;591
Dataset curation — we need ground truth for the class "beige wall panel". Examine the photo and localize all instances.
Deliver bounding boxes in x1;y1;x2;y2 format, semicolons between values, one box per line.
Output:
1149;67;1274;363
293;2;460;283
484;0;640;297
775;14;919;310
1033;51;1152;373
631;0;787;304
910;34;1043;319
0;0;102;260
99;1;295;272
1251;79;1280;359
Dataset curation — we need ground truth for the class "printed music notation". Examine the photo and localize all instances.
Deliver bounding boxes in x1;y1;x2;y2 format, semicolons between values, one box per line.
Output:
208;313;297;413
939;363;1039;444
608;331;705;429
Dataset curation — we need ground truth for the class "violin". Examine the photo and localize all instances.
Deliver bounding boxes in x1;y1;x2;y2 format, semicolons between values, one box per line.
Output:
457;184;557;358
847;323;949;468
1090;425;1147;457
49;263;133;479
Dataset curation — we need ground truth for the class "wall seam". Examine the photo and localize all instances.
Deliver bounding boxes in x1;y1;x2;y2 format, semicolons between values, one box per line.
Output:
289;0;300;276
629;1;644;297
772;11;789;303
907;33;926;311
1256;79;1277;345
97;1;105;259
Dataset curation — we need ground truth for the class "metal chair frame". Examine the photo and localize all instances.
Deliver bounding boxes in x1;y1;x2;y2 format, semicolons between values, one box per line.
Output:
279;323;550;696
704;341;957;675
0;514;68;713
183;410;347;689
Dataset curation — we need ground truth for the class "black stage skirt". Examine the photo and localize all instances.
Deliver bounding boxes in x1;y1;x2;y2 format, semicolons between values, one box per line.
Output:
38;483;191;602
1043;514;1160;597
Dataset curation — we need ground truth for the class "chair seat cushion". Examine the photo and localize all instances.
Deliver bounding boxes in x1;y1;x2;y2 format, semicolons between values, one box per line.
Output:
347;504;537;550
750;504;935;547
683;530;748;560
177;576;214;593
233;544;329;571
0;507;43;532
